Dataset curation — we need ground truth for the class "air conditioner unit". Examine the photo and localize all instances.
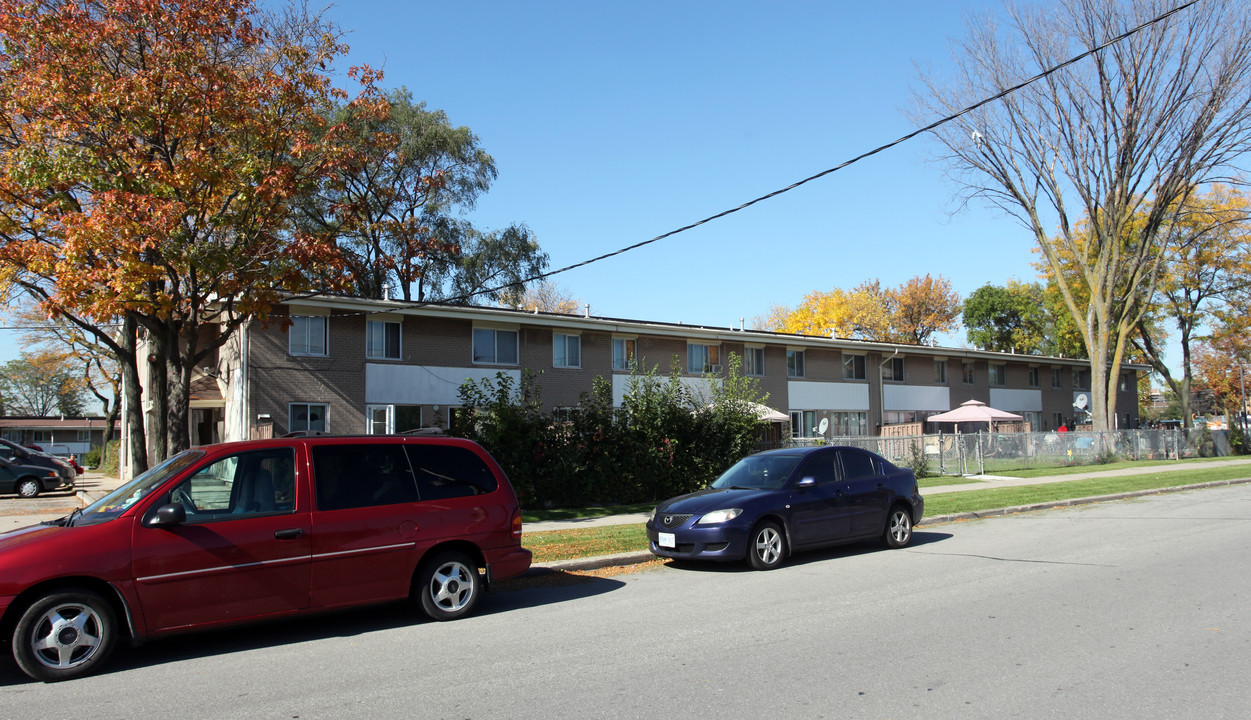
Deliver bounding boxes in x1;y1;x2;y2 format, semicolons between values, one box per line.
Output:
708;364;723;373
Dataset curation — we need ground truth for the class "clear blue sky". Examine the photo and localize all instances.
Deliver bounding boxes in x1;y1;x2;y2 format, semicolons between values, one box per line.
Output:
2;0;1148;366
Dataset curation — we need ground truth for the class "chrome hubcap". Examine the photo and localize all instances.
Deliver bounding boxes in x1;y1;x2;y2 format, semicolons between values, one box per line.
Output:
755;527;782;565
429;561;475;612
30;603;103;670
890;512;911;543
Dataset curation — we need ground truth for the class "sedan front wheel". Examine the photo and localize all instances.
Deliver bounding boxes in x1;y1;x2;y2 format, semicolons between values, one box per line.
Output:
12;588;117;683
747;521;787;570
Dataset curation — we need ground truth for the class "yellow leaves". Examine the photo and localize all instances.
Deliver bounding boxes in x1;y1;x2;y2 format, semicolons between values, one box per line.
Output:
765;275;961;344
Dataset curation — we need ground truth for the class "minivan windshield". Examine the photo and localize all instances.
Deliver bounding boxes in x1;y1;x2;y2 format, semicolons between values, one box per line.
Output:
73;450;204;526
709;453;803;490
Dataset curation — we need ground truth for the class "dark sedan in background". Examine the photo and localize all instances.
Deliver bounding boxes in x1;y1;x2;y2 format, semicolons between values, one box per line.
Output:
646;445;924;570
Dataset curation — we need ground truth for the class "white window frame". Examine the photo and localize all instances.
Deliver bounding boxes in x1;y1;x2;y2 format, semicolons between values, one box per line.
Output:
842;354;866;380
366;319;401;360
289;316;328;356
473;327;519;365
1028;367;1040;388
687;343;721;374
882;357;904;382
989;363;1007;386
553;333;582;368
289;402;329;433
962;362;976;385
612;337;637;371
745;346;765;376
787;349;805;378
934;359;947;384
366;404;394;434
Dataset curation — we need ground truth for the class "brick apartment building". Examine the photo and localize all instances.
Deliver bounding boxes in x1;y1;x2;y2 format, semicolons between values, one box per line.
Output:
167;294;1142;449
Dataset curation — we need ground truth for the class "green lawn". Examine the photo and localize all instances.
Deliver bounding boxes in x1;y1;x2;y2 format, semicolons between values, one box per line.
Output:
523;462;1251;564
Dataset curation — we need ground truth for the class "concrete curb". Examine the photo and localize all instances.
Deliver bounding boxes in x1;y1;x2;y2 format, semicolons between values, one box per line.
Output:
527;477;1251;574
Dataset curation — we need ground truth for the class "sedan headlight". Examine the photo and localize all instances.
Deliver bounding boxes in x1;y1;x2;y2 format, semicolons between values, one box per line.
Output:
696;508;743;525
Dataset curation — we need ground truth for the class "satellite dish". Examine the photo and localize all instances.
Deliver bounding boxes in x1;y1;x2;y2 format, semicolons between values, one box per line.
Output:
817;418;829;435
1074;394;1089;410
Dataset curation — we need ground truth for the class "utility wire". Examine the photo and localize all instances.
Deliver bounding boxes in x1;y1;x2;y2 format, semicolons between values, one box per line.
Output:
430;0;1201;307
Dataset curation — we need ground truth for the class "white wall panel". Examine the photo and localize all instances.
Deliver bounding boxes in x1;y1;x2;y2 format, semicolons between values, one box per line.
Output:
366;364;520;405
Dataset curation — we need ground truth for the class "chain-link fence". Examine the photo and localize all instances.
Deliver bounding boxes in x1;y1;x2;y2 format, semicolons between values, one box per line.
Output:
790;427;1236;476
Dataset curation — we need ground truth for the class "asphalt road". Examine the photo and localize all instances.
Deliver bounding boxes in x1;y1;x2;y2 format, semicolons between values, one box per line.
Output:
3;484;1250;719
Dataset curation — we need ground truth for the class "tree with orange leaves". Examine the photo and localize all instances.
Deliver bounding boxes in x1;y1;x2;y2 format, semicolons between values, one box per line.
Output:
0;0;381;469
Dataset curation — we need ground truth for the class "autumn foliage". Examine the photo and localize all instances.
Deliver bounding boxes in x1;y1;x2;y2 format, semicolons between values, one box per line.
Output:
763;274;961;344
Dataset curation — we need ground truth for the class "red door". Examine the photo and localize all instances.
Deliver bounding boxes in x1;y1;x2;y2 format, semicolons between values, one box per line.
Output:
129;447;311;633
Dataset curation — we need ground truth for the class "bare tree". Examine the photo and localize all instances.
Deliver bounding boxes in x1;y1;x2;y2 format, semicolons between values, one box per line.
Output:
914;0;1251;432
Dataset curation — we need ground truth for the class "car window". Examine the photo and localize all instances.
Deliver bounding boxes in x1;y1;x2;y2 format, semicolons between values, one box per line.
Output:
837;449;879;480
796;451;838;484
313;444;419;511
407;444;498;500
710;453;802;490
167;448;297;521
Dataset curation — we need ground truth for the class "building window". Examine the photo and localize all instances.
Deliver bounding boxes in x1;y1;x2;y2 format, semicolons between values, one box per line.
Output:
843;354;866;380
1052;368;1063;389
1028;367;1040;388
612;338;636;370
830;411;869;436
1073;368;1091;390
473;328;518;365
688;343;721;374
934;359;947;384
289;402;328;433
745;347;765;376
790;410;819;438
989;364;1007;386
1119;373;1133;392
963;362;975;385
366;404;392;434
1054;411;1065;429
289;316;327;356
882;357;904;382
554;333;581;368
77;430;92;442
366;320;401;360
787;350;805;378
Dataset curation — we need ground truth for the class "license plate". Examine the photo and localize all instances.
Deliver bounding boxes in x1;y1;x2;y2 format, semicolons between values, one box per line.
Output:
658;532;676;548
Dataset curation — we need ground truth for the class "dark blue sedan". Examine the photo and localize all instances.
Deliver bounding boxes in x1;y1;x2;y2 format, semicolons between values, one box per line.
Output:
646;445;924;570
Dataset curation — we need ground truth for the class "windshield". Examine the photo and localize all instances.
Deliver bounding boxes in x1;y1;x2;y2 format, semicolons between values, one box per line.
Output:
710;453;803;490
75;450;204;525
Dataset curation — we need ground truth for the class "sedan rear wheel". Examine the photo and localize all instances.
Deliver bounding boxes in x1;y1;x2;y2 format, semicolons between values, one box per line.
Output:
883;506;913;548
747;521;786;570
17;479;41;498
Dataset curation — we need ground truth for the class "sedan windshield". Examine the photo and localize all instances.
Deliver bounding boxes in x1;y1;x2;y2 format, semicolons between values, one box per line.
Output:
710;454;803;490
73;450;204;526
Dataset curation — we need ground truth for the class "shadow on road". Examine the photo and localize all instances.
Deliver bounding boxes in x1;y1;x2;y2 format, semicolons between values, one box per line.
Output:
661;530;955;573
0;573;627;686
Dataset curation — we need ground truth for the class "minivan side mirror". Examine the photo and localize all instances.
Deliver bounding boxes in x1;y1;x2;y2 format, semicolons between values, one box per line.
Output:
149;503;187;527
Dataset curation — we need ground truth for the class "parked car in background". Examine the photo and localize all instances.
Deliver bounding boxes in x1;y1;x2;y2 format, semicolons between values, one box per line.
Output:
0;457;64;498
42;446;85;475
646;445;924;570
0;434;531;682
0;439;75;489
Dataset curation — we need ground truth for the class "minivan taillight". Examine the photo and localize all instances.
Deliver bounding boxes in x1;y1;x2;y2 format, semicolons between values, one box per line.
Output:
512;510;523;540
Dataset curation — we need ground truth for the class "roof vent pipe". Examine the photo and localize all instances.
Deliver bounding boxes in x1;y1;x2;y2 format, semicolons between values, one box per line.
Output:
584;303;590;318
740;317;745;331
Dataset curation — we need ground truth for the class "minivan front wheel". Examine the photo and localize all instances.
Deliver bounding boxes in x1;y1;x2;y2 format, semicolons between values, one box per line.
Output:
12;588;117;683
417;551;481;621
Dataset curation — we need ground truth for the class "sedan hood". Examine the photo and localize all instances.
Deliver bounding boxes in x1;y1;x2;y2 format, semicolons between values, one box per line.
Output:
658;486;778;514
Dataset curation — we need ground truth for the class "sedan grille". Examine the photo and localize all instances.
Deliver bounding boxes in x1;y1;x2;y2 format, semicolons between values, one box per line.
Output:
657;513;693;529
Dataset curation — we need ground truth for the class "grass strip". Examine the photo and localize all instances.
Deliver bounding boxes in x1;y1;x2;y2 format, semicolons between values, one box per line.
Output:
524;464;1251;563
922;465;1251;516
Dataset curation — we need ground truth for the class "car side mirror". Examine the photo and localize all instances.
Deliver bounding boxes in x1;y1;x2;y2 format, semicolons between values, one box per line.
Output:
149;503;187;527
797;477;817;488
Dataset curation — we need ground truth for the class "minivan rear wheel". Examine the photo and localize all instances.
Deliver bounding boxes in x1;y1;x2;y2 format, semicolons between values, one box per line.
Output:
12;588;117;683
416;551;481;621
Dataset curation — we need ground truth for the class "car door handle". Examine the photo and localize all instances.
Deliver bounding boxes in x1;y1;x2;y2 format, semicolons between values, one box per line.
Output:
274;528;304;540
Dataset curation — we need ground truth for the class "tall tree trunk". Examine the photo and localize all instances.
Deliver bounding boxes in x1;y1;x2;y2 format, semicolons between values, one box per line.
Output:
119;314;149;478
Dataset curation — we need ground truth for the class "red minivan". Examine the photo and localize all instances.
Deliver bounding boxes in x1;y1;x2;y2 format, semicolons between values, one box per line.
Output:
0;435;532;682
